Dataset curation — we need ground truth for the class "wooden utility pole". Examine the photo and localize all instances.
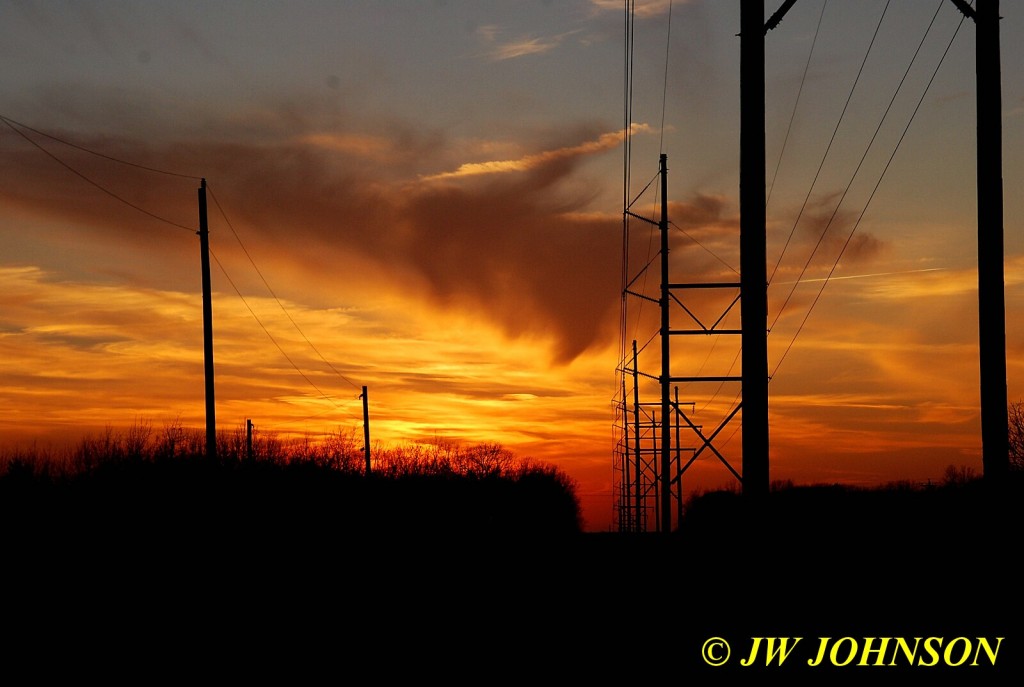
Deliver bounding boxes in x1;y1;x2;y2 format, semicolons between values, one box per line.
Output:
198;178;216;459
246;418;254;461
360;386;371;475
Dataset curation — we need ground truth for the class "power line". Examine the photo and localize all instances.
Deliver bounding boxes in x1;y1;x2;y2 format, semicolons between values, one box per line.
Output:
208;246;351;413
771;2;966;378
0;113;202;180
206;184;363;392
260;396;363;433
619;0;637;385
769;0;948;337
2;114;364;427
767;0;892;288
670;220;739;275
765;0;828;209
698;346;742;414
1;116;196;233
658;0;673;155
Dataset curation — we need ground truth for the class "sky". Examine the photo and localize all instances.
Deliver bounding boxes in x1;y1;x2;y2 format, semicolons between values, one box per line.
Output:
1;0;1022;532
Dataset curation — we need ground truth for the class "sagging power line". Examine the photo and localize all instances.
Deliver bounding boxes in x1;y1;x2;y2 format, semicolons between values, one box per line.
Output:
1;115;365;440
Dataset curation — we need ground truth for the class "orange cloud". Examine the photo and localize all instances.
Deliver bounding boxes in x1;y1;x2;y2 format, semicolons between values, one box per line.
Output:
297;133;395;158
0;259;621;528
1;119;634;362
4;103;1018;533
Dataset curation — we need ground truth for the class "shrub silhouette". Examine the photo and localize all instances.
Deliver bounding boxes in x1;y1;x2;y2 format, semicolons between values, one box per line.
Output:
0;424;583;540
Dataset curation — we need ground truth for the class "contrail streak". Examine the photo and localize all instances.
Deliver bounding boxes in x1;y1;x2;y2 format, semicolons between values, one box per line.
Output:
773;267;945;285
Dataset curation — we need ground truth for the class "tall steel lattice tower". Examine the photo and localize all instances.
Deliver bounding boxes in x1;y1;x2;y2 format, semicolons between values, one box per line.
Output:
613;1;800;533
613;155;744;533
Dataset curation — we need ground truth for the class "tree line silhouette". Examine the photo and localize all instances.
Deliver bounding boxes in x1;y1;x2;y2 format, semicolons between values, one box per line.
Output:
4;400;1023;544
0;422;584;542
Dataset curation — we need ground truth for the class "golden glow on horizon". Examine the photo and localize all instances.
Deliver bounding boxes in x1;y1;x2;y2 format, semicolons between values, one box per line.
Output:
2;1;1022;533
0;264;616;509
2;206;1017;531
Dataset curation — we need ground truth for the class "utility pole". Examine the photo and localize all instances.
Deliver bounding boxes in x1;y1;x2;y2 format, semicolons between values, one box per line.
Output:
975;0;1009;480
741;0;770;499
360;386;371;475
659;153;672;532
198;178;216;459
612;1;796;531
950;0;1009;480
246;418;254;461
632;340;642;532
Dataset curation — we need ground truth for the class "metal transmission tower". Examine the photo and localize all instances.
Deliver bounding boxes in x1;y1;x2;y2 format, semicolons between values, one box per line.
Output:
614;155;743;533
613;1;800;532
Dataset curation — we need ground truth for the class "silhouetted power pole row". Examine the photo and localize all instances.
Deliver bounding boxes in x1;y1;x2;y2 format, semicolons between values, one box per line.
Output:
195;182;370;469
615;0;1010;532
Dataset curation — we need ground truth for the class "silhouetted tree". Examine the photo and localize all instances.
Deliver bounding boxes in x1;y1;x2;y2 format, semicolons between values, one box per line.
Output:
943;463;977;486
1009;400;1024;472
0;429;583;537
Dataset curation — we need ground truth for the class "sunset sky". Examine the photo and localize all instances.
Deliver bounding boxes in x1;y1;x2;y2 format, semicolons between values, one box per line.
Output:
1;1;1022;531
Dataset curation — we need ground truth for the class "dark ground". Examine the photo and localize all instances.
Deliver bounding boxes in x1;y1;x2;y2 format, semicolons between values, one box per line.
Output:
3;476;1021;682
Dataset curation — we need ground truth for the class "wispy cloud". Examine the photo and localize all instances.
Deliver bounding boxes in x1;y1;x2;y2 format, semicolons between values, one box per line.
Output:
477;24;582;61
772;267;947;286
0;111;653;364
297;133;394;158
589;0;679;19
847;256;1024;300
490;35;562;60
422;123;652;181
